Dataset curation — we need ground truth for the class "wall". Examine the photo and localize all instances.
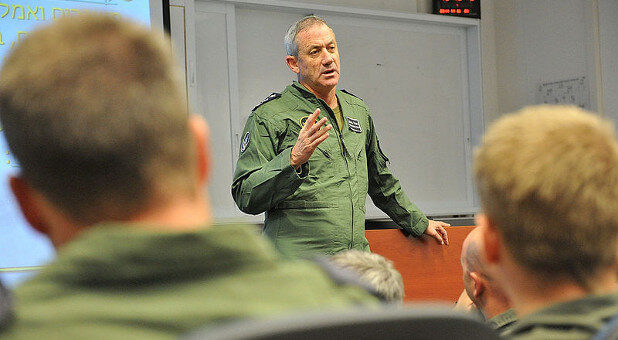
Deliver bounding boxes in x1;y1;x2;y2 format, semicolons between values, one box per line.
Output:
493;0;616;123
426;0;615;124
599;0;618;122
361;0;617;126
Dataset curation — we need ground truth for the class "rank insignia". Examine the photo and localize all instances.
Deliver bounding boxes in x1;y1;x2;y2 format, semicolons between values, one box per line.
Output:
252;92;281;111
346;117;362;133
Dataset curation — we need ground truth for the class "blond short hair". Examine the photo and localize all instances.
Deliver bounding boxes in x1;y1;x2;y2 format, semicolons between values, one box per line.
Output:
0;13;194;224
474;105;618;287
330;250;405;303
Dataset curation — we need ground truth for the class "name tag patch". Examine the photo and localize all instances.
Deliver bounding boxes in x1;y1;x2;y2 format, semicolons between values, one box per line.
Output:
346;117;362;133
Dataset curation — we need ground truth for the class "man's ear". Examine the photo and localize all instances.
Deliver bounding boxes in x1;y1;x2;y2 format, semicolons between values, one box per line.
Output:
188;115;211;186
286;55;300;74
469;271;486;300
476;213;501;265
10;176;48;236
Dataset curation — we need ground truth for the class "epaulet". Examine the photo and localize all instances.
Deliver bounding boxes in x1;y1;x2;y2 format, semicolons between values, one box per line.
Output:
311;256;387;303
341;89;363;101
252;92;281;111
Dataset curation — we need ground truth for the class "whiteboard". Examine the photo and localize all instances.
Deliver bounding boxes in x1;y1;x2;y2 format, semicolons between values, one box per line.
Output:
193;0;483;221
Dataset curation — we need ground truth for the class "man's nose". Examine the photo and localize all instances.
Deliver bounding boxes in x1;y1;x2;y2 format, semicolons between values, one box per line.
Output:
322;49;334;64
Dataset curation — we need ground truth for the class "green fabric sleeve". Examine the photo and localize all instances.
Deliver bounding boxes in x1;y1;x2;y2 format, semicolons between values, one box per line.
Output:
231;113;307;215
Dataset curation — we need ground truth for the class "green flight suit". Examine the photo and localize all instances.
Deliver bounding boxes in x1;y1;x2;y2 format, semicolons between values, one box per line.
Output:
232;82;429;258
2;223;378;340
502;293;618;339
487;308;517;334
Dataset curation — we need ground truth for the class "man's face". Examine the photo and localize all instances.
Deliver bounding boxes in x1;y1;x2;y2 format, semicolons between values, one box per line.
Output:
290;23;340;94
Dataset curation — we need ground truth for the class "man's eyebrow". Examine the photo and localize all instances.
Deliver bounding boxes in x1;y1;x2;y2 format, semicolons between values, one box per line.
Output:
304;40;336;50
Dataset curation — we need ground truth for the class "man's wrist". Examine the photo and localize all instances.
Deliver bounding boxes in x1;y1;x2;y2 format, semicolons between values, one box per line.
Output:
290;150;299;169
290;148;302;170
294;162;309;178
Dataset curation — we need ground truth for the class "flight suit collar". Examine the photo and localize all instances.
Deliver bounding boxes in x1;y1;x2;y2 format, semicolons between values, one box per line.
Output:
288;81;364;141
290;81;338;106
291;81;316;99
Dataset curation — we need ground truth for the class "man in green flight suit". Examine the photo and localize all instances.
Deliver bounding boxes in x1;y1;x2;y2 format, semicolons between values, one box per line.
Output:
232;15;450;259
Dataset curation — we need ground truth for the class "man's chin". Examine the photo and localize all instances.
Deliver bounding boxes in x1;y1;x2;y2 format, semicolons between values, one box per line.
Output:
319;76;339;88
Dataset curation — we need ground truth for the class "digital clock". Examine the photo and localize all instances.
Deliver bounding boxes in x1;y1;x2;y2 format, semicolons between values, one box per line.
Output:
433;0;481;19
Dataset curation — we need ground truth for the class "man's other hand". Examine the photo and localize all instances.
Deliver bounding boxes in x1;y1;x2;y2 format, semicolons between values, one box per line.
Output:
424;220;450;245
454;290;476;312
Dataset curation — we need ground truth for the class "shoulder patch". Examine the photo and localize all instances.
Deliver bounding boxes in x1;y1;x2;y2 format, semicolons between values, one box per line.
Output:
240;131;251;153
341;89;363;101
252;92;281;111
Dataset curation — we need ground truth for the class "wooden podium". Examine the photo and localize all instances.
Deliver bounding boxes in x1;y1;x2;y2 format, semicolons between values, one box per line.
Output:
366;226;475;303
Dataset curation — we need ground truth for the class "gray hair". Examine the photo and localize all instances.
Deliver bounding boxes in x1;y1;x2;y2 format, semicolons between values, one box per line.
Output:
330;250;405;303
284;15;328;56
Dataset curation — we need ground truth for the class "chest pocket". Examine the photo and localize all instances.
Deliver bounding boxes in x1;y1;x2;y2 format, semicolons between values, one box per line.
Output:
309;137;338;179
278;122;299;153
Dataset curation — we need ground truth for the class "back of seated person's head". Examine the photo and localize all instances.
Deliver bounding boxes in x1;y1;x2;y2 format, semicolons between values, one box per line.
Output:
329;250;405;303
0;13;200;245
474;105;618;291
460;228;511;320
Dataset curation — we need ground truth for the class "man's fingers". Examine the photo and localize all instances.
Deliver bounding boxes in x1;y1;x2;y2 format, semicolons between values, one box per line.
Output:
311;130;330;147
433;232;444;245
429;220;450;246
310;108;321;120
308;125;333;141
441;228;449;245
302;108;321;131
434;226;449;246
312;117;329;131
310;121;331;138
305;125;332;148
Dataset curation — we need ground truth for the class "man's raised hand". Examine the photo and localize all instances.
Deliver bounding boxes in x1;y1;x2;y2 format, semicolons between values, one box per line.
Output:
290;108;332;168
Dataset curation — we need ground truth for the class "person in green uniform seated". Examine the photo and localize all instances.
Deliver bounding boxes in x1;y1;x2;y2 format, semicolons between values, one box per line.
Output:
232;15;450;259
473;105;618;339
0;13;379;339
455;227;516;334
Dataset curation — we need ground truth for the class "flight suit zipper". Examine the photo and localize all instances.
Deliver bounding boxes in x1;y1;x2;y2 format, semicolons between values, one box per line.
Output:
320;99;354;249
